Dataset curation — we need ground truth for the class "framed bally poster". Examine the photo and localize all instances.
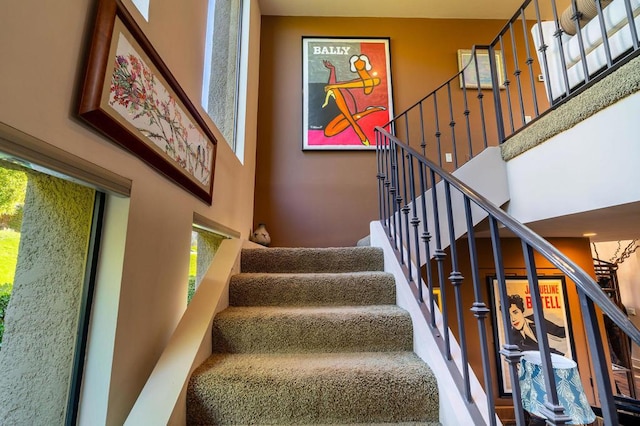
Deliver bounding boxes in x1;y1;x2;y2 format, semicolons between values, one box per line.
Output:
489;276;575;396
302;37;394;150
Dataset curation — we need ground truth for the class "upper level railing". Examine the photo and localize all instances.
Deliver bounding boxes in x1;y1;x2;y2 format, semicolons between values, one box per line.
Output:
376;0;640;425
390;0;640;171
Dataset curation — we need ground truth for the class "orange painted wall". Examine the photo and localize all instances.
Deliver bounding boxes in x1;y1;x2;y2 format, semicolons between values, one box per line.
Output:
255;16;523;247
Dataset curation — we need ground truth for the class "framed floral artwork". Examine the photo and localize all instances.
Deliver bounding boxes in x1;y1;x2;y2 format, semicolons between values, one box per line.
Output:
302;37;394;150
78;0;216;204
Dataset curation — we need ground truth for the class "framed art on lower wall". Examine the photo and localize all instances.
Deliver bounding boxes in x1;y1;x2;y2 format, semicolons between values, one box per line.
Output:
488;276;575;396
302;37;394;150
78;0;217;204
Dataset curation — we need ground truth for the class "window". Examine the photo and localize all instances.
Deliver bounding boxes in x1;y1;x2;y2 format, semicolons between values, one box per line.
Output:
131;0;150;21
0;161;104;425
202;0;243;151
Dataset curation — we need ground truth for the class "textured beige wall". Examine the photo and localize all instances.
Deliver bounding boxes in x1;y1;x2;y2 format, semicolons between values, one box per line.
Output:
0;0;261;424
0;174;95;424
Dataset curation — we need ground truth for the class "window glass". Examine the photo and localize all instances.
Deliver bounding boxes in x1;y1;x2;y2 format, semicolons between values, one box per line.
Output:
202;0;243;151
132;0;150;21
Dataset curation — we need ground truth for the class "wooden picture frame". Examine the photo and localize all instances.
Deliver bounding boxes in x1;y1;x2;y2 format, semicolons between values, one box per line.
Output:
457;49;506;90
302;37;394;150
488;276;575;396
78;0;216;204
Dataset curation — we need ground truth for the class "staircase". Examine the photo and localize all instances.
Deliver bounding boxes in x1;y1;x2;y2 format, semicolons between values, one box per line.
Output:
186;246;440;425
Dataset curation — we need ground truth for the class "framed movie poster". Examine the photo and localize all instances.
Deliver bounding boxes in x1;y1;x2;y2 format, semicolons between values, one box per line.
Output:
302;37;394;150
489;276;574;396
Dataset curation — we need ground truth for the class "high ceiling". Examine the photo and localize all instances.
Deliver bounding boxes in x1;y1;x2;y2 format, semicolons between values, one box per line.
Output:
258;0;559;20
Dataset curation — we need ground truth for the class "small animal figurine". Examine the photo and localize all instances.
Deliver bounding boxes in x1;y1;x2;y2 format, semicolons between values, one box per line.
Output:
250;223;271;246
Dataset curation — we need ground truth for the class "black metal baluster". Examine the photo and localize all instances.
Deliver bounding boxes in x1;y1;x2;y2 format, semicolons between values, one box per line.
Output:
446;82;458;168
489;217;525;426
433;93;443;167
488;45;506;143
520;7;540;117
389;142;399;247
594;0;612;68
465;197;497;426
430;169;450;359
550;0;571;100
444;182;470;401
408;155;421;284
383;135;392;234
499;35;516;134
623;0;639;50
577;288;619;425
461;72;473;160
376;131;384;222
419;101;427;157
473;50;490;148
404;113;410;147
400;147;412;273
533;0;555;103
570;0;591;85
394;144;405;259
522;242;571;426
508;23;527;127
419;164;434;318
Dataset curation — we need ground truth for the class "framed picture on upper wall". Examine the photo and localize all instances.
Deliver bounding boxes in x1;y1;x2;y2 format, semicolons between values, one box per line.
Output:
302;37;394;150
488;276;575;396
78;0;217;204
457;49;506;90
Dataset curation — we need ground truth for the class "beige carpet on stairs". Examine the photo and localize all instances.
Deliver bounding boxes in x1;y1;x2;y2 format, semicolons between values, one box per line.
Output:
187;246;440;425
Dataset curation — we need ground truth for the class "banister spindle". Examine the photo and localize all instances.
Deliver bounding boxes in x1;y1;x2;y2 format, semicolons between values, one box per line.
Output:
490;217;525;426
430;169;450;359
520;8;540;117
408;155;421;284
444;182;470;401
446;82;458;168
522;242;571;425
465;197;497;426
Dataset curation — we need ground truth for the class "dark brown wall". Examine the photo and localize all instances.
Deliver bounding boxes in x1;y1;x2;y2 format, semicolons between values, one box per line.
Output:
255;17;510;247
426;237;606;409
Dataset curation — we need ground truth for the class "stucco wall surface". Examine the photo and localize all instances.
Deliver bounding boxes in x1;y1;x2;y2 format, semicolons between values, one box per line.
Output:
0;174;95;425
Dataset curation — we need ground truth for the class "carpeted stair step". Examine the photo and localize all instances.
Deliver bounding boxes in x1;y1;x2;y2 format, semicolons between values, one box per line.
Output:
229;271;396;306
212;305;412;353
187;351;439;425
240;246;384;273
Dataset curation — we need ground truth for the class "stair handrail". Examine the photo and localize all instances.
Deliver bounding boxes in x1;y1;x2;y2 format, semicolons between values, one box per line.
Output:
378;128;640;343
375;125;640;426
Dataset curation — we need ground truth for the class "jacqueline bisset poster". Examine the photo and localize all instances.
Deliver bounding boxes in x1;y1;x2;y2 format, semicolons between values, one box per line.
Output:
302;37;394;150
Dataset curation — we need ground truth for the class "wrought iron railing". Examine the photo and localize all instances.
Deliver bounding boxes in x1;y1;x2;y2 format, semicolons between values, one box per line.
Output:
375;1;640;424
390;0;640;169
375;130;640;425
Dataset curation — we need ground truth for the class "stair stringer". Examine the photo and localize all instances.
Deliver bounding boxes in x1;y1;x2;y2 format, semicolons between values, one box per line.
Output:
371;220;502;426
391;146;509;266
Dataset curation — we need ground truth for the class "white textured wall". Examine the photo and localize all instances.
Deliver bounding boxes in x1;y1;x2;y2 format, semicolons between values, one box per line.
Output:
506;92;640;224
0;174;95;425
592;240;640;322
